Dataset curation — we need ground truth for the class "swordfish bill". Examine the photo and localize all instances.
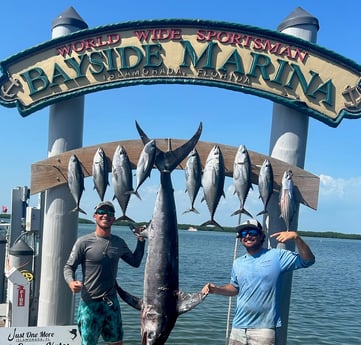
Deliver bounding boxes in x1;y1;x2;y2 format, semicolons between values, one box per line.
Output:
117;122;206;345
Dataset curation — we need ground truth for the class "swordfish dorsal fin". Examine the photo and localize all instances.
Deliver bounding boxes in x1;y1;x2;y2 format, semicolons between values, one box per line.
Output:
135;121;203;173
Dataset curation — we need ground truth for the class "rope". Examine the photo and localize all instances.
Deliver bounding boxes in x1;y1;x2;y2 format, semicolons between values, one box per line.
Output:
225;213;242;344
225;235;238;344
265;214;270;249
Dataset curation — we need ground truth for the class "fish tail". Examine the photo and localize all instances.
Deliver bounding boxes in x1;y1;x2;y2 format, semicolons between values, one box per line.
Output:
134;190;141;200
256;209;268;216
200;219;224;230
230;209;240;217
128;190;142;200
183;207;200;215
116;215;136;223
231;207;253;218
136;121;202;172
70;206;87;215
124;188;141;200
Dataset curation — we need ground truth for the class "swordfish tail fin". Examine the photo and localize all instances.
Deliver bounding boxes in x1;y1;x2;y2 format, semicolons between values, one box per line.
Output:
135;121;203;173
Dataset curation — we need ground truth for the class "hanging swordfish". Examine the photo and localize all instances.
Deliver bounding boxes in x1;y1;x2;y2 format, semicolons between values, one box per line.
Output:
117;121;207;345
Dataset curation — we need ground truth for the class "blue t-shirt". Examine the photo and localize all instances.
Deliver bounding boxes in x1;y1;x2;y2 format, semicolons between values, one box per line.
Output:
230;248;314;328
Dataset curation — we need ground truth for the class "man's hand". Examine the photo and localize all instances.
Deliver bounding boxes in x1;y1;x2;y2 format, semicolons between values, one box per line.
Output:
271;231;298;243
130;224;147;241
69;280;83;293
271;231;315;261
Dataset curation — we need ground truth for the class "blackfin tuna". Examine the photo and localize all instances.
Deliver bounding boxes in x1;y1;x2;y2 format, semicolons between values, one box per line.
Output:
67;154;86;214
231;144;253;218
133;139;156;198
112;145;136;222
256;159;274;216
183;148;202;214
279;169;295;230
200;145;225;229
92;147;109;201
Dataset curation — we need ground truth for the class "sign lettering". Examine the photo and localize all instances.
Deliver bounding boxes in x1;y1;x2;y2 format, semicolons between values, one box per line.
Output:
2;326;80;345
0;19;360;126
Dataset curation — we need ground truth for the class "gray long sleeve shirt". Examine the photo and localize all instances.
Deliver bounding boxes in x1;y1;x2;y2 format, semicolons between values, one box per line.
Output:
64;232;145;303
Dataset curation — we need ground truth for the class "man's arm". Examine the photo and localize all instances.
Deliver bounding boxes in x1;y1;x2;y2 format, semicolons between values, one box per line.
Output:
294;235;315;261
202;283;238;297
63;241;83;293
121;239;145;267
271;231;315;262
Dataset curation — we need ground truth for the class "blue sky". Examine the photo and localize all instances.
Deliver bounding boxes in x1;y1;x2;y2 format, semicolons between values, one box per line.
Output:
0;1;360;234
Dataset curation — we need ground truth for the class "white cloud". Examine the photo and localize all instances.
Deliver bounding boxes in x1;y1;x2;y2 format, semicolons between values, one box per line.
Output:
299;174;361;233
319;174;361;200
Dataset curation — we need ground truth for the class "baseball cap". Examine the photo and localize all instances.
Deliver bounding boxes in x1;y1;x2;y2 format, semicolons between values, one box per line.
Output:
94;201;115;212
236;219;263;233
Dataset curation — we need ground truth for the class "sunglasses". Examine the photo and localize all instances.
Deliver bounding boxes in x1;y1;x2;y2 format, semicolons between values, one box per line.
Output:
239;229;260;238
95;209;115;217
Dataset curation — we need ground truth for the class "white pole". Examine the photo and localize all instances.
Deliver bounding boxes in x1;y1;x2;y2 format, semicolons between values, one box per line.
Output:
37;7;87;326
267;7;319;345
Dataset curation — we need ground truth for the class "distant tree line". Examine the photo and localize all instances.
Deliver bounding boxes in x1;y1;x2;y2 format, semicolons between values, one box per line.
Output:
1;214;360;240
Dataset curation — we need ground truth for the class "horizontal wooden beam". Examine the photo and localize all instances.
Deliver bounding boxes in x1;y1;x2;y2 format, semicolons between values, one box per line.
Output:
31;139;319;210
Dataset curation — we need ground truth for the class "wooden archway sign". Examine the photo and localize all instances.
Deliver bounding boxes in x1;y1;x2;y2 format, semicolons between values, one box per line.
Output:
31;139;319;210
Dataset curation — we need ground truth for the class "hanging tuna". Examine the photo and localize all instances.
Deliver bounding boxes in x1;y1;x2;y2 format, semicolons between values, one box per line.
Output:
133;139;156;199
231;144;253;218
92;147;110;201
257;158;274;216
67;154;86;214
112;145;136;222
183;148;202;214
200;145;225;229
279;169;295;230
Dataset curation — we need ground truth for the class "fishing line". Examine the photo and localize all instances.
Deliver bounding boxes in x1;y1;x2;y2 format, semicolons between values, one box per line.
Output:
225;234;238;344
265;213;270;249
224;213;242;345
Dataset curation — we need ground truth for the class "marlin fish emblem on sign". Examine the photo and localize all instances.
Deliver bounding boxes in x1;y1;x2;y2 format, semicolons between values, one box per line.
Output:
117;122;207;345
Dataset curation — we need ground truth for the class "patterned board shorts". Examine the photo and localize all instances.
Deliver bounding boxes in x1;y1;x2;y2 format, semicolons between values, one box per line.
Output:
228;328;275;345
78;296;123;345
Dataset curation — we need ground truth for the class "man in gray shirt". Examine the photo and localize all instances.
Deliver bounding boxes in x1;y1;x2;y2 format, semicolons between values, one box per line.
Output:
64;201;145;345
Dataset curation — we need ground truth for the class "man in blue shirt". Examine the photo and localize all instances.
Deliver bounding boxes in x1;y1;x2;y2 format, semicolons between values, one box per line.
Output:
203;219;315;345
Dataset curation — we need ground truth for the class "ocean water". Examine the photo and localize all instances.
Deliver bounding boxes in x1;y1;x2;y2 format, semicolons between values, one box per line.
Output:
77;225;361;344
